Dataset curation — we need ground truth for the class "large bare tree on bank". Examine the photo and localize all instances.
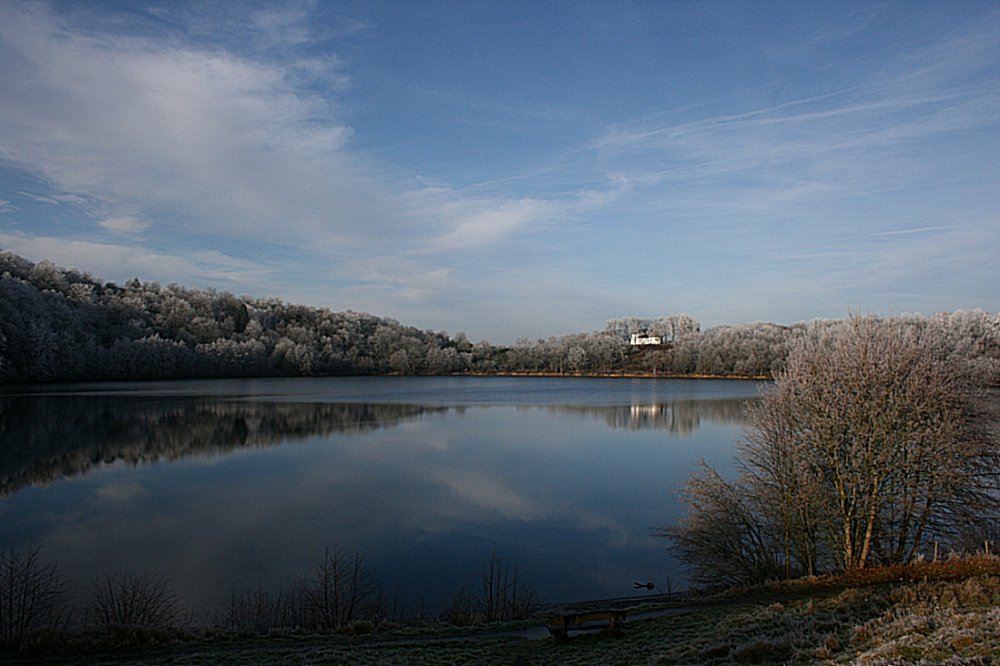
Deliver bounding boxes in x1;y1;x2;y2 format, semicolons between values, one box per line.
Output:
665;315;999;587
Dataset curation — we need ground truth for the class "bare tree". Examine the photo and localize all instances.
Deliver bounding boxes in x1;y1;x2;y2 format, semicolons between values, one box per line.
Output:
303;544;377;629
221;582;306;633
0;547;69;639
658;463;781;588
741;390;825;578
88;572;183;630
440;586;477;626
480;548;534;622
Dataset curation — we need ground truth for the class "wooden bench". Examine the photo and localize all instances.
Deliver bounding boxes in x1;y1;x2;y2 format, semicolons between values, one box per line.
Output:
547;609;627;639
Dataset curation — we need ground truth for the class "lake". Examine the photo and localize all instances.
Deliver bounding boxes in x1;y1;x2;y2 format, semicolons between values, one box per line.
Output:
0;376;763;620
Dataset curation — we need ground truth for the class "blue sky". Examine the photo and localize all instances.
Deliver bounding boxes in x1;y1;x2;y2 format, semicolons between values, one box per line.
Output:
1;1;997;342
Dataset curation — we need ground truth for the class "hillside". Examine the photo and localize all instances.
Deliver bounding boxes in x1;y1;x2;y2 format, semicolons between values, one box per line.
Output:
2;251;998;384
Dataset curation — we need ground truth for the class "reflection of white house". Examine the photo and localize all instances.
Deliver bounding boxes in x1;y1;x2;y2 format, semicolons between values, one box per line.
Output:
630;333;662;346
630;404;662;418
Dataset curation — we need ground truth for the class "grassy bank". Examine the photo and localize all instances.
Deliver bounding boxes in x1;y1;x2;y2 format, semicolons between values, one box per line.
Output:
5;556;998;665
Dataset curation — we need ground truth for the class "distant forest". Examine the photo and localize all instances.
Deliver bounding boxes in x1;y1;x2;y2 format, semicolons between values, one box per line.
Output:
1;251;998;385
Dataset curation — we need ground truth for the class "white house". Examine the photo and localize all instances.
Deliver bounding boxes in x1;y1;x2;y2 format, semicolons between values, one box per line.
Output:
630;333;662;346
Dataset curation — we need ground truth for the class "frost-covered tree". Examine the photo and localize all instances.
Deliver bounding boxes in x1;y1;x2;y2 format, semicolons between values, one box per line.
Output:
2;251;997;384
665;316;999;585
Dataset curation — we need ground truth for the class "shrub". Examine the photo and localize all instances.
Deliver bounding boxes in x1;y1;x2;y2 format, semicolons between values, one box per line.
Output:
87;572;183;630
0;547;69;640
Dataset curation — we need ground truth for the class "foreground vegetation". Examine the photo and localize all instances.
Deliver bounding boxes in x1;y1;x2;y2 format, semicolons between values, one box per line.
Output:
2;251;998;383
0;543;535;651
2;556;998;665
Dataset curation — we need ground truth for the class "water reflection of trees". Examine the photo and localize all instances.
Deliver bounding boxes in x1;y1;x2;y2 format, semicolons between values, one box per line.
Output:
0;397;444;497
550;398;754;434
0;396;754;496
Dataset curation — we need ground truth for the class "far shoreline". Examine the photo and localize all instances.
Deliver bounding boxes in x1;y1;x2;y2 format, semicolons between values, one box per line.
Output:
0;371;774;389
455;371;772;381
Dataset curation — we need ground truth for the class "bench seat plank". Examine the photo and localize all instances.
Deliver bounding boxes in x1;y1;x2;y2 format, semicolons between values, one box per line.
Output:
548;610;626;638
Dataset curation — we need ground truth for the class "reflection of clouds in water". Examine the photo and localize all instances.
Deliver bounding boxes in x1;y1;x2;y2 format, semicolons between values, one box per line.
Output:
95;480;147;502
1;386;753;613
429;468;546;522
565;508;633;547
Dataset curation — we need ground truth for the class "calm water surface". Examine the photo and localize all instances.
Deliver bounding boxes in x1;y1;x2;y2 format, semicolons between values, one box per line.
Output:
0;376;762;617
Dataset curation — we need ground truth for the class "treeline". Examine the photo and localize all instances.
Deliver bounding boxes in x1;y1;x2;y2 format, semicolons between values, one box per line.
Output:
0;252;479;383
2;251;998;384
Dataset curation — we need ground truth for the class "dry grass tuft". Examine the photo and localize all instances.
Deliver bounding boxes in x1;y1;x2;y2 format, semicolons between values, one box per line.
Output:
732;637;792;663
695;642;731;660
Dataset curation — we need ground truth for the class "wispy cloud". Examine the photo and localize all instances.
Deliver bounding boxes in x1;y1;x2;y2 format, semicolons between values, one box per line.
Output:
0;232;276;289
98;215;151;235
0;2;574;270
0;3;390;249
869;225;953;238
593;87;863;149
584;11;1000;223
411;192;555;253
16;191;61;205
337;254;453;303
592;86;998;196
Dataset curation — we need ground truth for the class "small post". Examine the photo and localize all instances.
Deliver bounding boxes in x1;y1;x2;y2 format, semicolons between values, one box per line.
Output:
933;541;939;562
986;540;991;557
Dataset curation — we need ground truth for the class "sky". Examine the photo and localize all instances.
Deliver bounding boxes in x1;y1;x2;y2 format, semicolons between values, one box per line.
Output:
1;1;998;343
